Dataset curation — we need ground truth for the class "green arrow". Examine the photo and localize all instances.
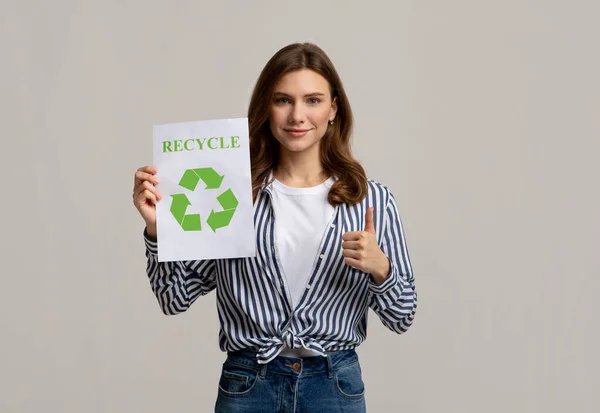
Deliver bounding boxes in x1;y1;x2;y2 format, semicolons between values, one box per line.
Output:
178;169;201;191
206;208;236;232
217;188;238;209
170;194;191;224
206;189;238;232
181;214;201;231
194;167;224;189
172;167;236;233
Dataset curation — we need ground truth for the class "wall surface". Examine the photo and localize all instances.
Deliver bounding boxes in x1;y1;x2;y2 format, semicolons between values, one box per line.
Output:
1;1;598;412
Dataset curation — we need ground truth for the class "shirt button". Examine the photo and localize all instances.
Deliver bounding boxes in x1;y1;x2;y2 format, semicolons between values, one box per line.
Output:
292;362;301;372
306;284;311;289
330;224;335;228
319;254;325;259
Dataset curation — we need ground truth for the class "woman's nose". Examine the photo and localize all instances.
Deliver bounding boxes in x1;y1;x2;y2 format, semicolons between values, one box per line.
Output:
289;104;305;124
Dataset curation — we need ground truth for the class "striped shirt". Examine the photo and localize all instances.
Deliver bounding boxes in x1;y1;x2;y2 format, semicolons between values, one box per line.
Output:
144;179;417;364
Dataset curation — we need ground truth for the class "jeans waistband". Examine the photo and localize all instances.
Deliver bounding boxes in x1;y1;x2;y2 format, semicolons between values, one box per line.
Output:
225;348;359;379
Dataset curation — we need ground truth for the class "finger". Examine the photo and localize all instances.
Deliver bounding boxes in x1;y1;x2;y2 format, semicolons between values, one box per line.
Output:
344;257;361;269
137;165;157;174
139;189;157;206
135;181;162;200
134;167;159;186
364;207;375;234
342;231;363;241
135;171;159;186
342;240;363;250
142;180;163;200
133;190;153;208
133;180;150;199
342;249;364;260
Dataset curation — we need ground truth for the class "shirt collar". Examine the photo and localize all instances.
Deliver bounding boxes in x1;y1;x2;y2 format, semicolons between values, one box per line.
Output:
262;170;337;193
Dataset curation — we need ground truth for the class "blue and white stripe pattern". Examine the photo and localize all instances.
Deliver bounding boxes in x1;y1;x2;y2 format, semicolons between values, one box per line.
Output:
144;179;417;364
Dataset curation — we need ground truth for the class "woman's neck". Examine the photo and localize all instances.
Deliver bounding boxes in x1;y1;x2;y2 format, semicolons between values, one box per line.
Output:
274;150;327;188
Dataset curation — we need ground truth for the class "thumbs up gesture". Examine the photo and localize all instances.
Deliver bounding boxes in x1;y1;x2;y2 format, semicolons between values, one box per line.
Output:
341;207;391;284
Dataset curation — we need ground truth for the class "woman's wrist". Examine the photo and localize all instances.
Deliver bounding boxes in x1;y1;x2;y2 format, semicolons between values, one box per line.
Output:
145;224;157;240
370;255;391;285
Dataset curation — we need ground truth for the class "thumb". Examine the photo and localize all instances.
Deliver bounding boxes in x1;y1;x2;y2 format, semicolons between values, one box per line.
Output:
364;207;375;234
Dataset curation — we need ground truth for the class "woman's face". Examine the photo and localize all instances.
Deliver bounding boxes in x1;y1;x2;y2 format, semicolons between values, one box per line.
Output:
269;69;337;156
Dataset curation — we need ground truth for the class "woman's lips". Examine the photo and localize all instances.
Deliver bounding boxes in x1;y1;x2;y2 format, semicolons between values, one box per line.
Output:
284;128;310;137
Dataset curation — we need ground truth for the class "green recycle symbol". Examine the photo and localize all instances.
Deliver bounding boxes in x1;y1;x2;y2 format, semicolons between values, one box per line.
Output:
170;167;238;232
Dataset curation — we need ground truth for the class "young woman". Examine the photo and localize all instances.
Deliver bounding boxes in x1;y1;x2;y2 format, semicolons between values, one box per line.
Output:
132;43;417;413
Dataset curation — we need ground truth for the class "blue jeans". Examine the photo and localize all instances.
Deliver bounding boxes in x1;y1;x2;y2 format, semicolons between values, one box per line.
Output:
214;349;367;413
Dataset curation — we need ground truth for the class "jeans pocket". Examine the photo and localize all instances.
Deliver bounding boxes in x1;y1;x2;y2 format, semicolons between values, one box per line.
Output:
218;362;259;397
334;361;365;399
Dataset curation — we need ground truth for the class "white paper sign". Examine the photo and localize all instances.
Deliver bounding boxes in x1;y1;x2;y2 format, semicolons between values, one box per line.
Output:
153;118;255;262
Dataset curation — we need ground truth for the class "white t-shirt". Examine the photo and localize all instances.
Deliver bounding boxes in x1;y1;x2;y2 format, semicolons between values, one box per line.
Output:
270;176;336;357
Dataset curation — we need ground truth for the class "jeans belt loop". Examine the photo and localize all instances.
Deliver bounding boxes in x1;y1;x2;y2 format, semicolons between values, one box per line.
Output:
326;354;334;379
259;362;268;379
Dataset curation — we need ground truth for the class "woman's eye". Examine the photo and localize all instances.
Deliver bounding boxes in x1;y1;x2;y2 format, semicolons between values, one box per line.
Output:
275;98;290;104
308;98;320;104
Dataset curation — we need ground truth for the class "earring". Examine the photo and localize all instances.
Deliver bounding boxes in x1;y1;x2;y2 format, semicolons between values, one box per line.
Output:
329;120;334;125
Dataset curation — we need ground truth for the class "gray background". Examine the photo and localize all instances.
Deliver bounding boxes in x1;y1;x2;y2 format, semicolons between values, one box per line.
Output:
1;0;598;412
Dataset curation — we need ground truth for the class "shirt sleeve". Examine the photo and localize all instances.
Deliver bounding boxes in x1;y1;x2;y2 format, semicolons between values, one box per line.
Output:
367;191;417;334
144;228;217;315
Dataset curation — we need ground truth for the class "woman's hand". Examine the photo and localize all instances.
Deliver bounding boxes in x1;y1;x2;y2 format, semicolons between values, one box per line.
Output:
132;166;162;237
341;207;391;284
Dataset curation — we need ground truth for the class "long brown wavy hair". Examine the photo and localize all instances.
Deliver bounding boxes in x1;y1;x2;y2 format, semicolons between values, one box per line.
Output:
248;43;368;206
